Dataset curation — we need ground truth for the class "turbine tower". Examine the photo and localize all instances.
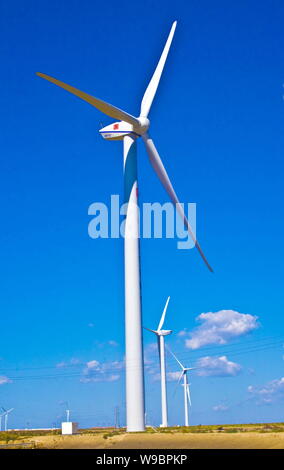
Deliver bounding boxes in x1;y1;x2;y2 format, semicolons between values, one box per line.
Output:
170;350;194;426
145;296;172;427
36;21;213;432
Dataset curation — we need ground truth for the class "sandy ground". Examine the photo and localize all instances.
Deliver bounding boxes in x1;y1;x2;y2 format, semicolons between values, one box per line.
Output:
27;432;284;449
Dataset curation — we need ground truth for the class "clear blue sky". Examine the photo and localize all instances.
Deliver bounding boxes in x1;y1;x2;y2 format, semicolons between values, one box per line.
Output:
0;0;283;428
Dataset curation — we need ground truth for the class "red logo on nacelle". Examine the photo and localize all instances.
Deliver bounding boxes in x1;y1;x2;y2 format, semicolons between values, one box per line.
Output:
113;123;119;130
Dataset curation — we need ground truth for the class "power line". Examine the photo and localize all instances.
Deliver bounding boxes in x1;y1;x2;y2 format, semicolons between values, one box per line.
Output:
0;335;282;382
1;335;283;373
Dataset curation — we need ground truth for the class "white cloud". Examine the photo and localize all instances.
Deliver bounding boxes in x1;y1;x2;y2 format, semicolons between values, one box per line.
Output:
81;373;120;383
177;329;188;337
81;359;123;383
167;371;182;381
56;358;81;368
57;356;123;382
107;374;120;382
248;377;284;404
0;376;11;385
213;404;229;412
86;360;100;370
183;310;259;350
196;355;242;377
90;339;119;347
56;362;66;368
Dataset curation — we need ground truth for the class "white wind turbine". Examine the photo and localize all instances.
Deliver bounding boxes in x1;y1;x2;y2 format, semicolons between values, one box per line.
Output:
1;408;14;432
0;410;5;431
170;350;194;427
145;296;172;428
36;21;212;432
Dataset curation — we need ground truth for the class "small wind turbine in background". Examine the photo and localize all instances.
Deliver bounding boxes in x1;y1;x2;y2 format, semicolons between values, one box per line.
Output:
1;407;14;431
145;296;172;427
169;350;194;427
0;410;5;431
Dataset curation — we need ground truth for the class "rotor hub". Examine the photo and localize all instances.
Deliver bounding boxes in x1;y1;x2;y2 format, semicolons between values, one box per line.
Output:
136;117;150;135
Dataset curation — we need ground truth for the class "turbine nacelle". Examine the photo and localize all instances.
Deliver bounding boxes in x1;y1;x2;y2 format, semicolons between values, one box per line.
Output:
99;116;150;141
99;121;133;141
157;329;172;336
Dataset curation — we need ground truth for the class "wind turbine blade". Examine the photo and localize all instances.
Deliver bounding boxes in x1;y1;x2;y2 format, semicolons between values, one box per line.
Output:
168;348;185;370
36;73;140;127
187;384;192;406
177;370;184;386
140;21;177;118
173;370;184;396
142;133;213;272
157;296;170;331
143;327;158;334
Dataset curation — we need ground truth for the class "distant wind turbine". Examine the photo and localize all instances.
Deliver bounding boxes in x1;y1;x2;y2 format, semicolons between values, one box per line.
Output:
1;408;14;431
169;350;194;427
0;410;5;431
145;296;172;427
